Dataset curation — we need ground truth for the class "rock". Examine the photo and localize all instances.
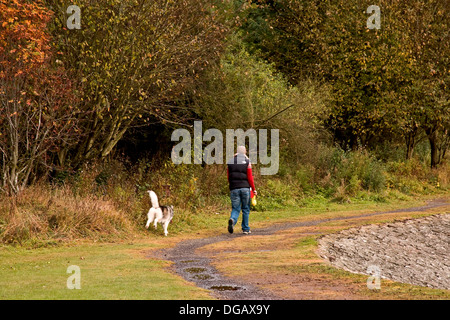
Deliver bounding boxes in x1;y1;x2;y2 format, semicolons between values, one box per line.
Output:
318;214;450;290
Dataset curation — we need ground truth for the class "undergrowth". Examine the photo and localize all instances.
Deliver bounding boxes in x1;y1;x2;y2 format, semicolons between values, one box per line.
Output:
0;149;448;247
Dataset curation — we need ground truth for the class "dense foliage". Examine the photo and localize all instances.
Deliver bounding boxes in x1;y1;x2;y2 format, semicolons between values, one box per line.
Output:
0;0;448;244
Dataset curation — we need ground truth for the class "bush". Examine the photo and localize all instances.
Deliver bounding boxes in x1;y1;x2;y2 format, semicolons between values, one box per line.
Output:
385;158;449;194
0;183;135;246
316;147;386;196
1;149;446;246
295;164;315;195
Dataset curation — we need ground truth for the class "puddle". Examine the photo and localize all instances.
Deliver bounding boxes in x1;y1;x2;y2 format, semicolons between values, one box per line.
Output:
210;285;242;291
184;267;207;273
193;274;213;280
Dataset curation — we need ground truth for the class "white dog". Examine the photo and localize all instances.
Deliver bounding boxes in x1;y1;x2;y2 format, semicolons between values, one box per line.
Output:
145;190;174;236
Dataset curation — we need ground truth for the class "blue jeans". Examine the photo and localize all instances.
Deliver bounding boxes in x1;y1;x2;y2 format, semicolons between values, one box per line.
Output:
230;188;251;232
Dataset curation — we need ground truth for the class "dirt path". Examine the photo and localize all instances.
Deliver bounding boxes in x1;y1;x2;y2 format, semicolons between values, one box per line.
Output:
156;198;449;300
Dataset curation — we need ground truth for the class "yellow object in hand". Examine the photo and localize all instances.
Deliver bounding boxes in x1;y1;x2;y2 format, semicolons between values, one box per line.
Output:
251;196;257;207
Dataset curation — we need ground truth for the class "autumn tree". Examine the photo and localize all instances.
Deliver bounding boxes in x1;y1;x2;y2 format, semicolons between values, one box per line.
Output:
397;0;449;167
0;0;79;194
239;0;396;150
189;34;330;164
239;0;449;165
45;0;228;167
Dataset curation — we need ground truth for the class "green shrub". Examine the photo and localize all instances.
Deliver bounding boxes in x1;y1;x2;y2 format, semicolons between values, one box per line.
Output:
295;164;315;194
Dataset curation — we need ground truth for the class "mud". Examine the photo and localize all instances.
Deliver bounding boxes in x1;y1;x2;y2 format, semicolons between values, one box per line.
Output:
156;233;280;299
153;198;449;299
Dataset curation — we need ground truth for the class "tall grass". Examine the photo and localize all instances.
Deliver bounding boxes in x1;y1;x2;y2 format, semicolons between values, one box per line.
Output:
0;183;135;246
0;147;448;246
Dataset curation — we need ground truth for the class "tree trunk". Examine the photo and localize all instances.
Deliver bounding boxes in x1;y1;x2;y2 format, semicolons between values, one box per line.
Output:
405;133;415;160
428;130;439;169
406;143;414;160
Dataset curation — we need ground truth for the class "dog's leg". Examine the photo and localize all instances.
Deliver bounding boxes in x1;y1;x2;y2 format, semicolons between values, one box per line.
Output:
145;208;155;229
153;208;162;229
163;220;170;236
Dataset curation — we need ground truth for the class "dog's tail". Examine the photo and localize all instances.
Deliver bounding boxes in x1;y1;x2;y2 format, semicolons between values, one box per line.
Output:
148;190;159;208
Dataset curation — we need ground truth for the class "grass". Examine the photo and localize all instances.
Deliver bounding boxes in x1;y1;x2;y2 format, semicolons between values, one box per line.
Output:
0;241;211;300
1;155;448;247
0;192;448;300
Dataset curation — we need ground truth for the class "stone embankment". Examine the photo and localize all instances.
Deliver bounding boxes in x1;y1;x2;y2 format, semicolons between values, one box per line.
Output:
318;214;449;290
